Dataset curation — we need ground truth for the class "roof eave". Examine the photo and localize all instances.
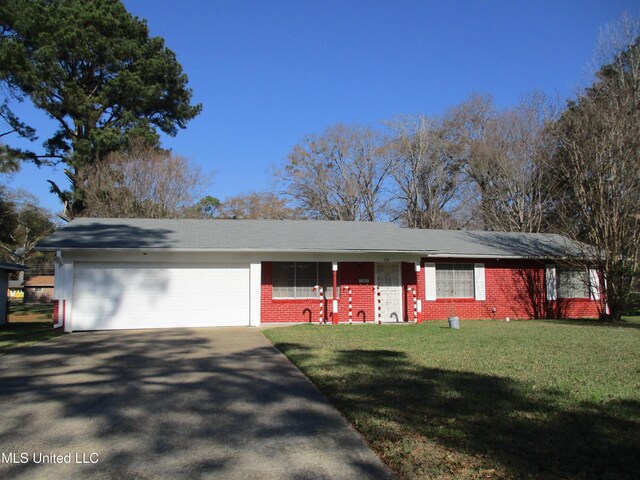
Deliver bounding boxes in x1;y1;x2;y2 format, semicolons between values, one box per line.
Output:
38;246;437;255
426;253;570;260
0;262;27;271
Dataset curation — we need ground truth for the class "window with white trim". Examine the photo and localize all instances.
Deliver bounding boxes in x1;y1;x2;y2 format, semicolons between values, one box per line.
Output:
557;269;590;299
436;264;475;298
272;262;338;298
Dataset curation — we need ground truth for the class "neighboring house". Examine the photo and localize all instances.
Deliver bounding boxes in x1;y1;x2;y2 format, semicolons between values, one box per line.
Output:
37;218;603;332
0;262;26;326
7;279;24;301
23;276;55;303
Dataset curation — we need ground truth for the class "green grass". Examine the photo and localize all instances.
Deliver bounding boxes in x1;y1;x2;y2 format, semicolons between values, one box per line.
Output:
8;302;54;323
263;320;640;479
0;323;61;356
9;302;53;315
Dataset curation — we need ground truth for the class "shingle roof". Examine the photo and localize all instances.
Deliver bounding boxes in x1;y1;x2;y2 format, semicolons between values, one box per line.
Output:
406;229;582;258
38;218;432;253
24;275;55;287
37;218;582;258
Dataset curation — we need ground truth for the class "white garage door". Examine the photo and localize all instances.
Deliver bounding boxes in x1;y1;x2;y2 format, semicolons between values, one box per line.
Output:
72;263;250;330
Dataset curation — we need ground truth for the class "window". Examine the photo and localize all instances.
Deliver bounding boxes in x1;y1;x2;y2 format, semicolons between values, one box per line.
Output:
272;262;338;298
557;269;590;299
34;287;43;293
436;264;474;298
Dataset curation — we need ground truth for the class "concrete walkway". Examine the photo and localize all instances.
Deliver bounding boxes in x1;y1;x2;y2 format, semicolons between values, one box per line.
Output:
0;328;393;479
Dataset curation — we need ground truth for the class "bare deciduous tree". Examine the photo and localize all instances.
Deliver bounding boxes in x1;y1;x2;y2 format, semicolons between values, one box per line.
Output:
386;115;462;229
441;94;494;229
277;124;393;221
469;93;556;232
444;93;494;146
551;17;640;320
0;188;55;267
82;143;211;219
218;192;303;220
446;93;557;232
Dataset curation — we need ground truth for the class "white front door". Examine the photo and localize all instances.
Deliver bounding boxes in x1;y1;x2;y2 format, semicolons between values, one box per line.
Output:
376;263;403;322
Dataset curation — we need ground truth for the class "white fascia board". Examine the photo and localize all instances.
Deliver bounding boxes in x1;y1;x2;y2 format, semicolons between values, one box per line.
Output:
66;251;427;265
426;253;563;260
55;248;567;260
56;248;567;261
42;247;437;254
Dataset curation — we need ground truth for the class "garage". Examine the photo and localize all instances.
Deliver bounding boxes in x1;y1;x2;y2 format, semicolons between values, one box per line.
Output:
72;262;250;330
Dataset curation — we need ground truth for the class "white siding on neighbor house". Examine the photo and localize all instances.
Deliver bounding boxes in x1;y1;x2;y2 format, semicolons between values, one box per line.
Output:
72;262;250;331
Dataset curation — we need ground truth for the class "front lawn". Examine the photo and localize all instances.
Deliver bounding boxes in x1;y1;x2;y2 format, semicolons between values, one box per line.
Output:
0;324;61;356
8;302;54;323
263;320;640;479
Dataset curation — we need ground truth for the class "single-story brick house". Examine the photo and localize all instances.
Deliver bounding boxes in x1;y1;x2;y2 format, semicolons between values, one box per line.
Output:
23;275;55;303
37;218;603;332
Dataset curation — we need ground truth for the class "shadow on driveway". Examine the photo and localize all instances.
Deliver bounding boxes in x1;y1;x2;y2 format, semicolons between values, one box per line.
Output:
0;328;393;480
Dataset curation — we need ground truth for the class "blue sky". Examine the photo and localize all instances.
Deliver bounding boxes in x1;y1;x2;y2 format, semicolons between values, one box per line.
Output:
4;0;640;213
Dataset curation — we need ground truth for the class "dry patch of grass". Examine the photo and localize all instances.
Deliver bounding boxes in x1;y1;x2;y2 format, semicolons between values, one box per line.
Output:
8;303;53;323
264;320;640;479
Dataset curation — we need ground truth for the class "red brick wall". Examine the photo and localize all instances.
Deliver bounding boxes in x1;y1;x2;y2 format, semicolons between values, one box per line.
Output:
337;262;376;323
421;258;602;320
261;261;379;323
24;286;54;303
261;259;602;323
548;299;602;319
261;262;319;323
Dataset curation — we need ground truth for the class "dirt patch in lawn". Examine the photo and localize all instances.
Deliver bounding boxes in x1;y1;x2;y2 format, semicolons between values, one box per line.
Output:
8;313;52;323
7;303;54;323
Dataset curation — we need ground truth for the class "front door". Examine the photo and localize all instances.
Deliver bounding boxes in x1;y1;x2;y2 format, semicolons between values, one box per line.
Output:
376;263;403;322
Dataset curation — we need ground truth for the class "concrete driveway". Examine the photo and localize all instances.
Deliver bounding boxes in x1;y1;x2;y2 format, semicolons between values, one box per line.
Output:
0;328;393;480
